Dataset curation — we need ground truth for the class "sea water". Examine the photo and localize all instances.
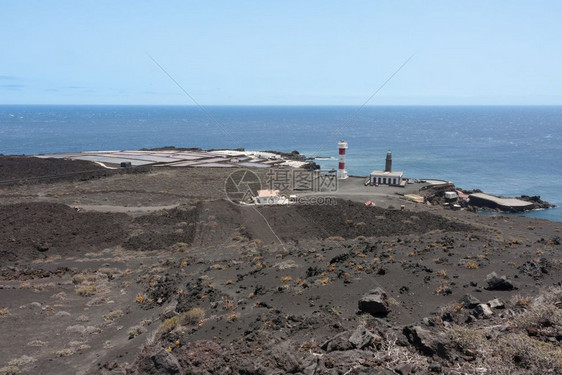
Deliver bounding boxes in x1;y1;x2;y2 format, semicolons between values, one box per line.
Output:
1;105;561;221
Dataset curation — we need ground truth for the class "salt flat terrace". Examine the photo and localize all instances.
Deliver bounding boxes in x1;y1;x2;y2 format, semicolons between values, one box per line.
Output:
35;149;306;168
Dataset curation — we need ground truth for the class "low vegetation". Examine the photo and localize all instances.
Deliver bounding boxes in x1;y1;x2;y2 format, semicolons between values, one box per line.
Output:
158;308;205;334
75;285;96;297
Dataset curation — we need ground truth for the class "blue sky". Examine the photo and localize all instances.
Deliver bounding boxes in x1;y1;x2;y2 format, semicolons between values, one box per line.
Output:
1;1;561;105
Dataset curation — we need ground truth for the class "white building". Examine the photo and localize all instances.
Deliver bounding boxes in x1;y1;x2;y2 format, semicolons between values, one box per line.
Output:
255;189;288;205
369;150;404;186
369;170;404;186
444;191;458;200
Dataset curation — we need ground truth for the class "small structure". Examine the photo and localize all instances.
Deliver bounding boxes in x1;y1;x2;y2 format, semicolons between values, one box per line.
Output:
444;191;458;201
255;189;288;205
456;191;470;202
369;151;404;186
337;141;348;179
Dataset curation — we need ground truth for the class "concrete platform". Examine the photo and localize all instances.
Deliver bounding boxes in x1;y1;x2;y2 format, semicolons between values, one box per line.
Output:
469;193;534;212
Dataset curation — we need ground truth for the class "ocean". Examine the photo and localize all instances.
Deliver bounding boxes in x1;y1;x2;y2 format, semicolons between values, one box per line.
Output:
1;105;561;221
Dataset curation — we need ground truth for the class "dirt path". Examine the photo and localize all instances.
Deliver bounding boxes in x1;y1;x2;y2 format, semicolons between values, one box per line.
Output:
76;204;179;213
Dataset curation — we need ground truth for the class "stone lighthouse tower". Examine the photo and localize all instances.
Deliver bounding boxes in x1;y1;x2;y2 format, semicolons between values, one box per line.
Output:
385;150;392;172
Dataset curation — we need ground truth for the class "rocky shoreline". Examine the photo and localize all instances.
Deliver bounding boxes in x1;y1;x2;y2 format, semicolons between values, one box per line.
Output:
421;184;555;214
515;195;556;210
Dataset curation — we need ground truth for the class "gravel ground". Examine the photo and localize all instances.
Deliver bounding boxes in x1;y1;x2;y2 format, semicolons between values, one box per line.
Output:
1;157;561;374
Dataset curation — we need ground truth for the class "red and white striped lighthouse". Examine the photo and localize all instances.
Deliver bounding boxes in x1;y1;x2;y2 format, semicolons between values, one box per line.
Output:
337;140;348;179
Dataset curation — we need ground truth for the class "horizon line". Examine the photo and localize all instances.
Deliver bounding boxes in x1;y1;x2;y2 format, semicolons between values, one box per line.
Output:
2;103;562;107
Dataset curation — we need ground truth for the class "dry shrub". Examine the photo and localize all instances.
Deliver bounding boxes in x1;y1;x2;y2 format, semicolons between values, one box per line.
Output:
372;331;430;372
128;325;147;339
159;316;180;334
55;348;75;357
448;326;488;353
174;242;190;251
71;274;85;284
158;308;205;334
512;295;532;308
98;267;119;277
75;285;96;297
180;307;205;324
227;312;238;322
280;276;292;283
445;287;562;374
535;286;562;306
27;340;46;347
76;315;89;322
497;333;562;373
299;341;318;351
327;236;345;242
439;302;463;316
0;365;20;375
434;280;450;295
514;302;562;330
103;309;124;321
